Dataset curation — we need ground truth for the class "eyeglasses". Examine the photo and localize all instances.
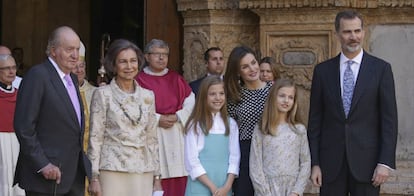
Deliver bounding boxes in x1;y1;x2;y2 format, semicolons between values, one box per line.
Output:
148;52;169;58
75;62;86;69
0;65;17;71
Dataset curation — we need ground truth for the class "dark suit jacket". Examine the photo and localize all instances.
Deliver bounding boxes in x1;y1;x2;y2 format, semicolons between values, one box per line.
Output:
307;52;398;183
189;75;206;96
14;59;91;193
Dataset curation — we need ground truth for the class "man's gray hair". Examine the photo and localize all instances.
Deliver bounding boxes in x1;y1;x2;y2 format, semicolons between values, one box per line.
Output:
0;54;13;62
144;39;169;54
45;26;77;56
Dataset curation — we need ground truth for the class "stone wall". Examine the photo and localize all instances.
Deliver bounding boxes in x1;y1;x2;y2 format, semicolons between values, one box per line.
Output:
177;0;414;195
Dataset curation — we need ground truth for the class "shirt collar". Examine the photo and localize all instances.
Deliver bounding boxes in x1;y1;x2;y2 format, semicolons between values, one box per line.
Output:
0;81;13;92
143;66;169;76
48;57;67;80
340;50;364;65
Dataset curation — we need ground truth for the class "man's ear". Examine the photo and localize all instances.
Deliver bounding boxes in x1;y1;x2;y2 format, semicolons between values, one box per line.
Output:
50;46;57;58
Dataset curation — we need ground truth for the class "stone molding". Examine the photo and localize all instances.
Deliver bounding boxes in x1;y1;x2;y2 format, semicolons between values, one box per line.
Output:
177;0;238;11
239;0;414;8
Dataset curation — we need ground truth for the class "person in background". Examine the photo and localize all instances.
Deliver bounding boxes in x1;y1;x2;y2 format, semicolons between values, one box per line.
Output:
184;76;240;196
72;41;96;149
88;39;160;196
136;39;195;196
71;41;96;196
0;54;25;196
259;56;278;82
223;46;272;196
250;78;310;196
189;47;225;95
0;46;21;89
12;47;27;77
308;10;398;196
13;26;91;196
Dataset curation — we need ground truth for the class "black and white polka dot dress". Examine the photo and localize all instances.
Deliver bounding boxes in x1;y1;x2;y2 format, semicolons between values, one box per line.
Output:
228;82;272;141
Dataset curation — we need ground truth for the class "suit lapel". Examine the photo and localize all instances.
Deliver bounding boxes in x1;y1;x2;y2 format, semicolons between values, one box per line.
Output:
71;73;85;130
326;55;345;116
349;53;374;115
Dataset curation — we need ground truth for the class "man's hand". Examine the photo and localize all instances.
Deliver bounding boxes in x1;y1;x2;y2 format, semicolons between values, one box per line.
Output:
158;114;177;129
372;164;390;187
40;163;61;184
311;165;322;187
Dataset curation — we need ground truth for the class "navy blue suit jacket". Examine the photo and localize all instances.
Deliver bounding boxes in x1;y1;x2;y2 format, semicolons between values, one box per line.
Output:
307;52;398;183
189;75;207;96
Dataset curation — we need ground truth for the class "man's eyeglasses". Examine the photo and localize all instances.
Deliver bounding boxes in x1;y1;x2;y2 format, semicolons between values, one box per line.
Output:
75;62;86;69
0;65;17;71
148;52;169;58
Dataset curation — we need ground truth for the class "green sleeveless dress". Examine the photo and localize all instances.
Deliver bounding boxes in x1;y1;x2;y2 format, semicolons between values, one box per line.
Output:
185;133;231;196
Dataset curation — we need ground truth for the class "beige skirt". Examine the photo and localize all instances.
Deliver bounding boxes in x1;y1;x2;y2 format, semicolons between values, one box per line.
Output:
100;170;153;196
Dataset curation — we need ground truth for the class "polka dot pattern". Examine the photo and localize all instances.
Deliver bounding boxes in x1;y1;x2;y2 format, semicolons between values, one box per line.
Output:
227;82;272;140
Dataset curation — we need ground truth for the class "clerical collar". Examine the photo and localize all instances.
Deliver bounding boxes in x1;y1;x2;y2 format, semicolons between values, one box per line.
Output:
0;81;13;91
143;66;169;76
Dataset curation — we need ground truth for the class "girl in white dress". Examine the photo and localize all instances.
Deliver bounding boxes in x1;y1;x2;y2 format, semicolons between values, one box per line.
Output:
184;76;240;196
250;78;311;196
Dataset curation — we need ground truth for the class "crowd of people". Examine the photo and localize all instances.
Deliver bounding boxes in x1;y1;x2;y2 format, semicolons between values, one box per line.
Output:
0;10;398;196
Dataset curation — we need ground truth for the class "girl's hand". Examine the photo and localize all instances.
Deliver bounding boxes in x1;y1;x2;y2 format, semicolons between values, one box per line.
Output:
213;185;231;196
153;179;163;191
288;193;299;196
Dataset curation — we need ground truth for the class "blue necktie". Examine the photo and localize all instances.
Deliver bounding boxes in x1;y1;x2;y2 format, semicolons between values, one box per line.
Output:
343;60;355;117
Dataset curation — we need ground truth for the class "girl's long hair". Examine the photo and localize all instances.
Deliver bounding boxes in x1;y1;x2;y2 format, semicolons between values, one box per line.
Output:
185;76;230;136
260;78;300;136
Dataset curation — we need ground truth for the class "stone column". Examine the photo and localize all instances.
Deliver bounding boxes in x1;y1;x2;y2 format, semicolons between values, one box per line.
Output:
177;0;259;81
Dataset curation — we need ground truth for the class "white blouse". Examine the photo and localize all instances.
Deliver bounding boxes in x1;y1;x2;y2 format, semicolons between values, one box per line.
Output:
184;113;240;180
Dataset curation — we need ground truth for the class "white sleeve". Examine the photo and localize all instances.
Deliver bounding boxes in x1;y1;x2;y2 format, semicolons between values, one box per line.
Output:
184;123;206;180
227;118;240;176
176;92;195;125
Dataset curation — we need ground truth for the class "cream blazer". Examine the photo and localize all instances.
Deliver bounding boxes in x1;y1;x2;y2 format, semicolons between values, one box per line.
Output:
88;79;159;178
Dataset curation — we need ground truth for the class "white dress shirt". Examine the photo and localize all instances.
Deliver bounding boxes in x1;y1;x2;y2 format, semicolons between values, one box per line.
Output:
340;50;363;97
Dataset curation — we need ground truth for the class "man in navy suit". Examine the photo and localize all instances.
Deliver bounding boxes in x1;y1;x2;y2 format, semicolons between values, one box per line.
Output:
189;47;224;95
14;26;91;196
308;10;398;196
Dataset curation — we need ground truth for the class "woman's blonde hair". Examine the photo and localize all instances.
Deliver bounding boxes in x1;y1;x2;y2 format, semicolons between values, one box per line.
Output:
260;78;300;136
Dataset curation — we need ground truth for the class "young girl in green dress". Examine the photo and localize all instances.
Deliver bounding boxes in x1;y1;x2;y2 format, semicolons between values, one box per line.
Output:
184;76;240;196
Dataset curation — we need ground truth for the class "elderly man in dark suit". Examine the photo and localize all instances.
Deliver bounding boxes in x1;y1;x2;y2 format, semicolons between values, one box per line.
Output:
14;26;91;196
189;47;224;95
308;10;398;196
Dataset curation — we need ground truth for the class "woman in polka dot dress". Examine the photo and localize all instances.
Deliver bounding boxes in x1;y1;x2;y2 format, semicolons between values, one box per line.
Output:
223;46;273;196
